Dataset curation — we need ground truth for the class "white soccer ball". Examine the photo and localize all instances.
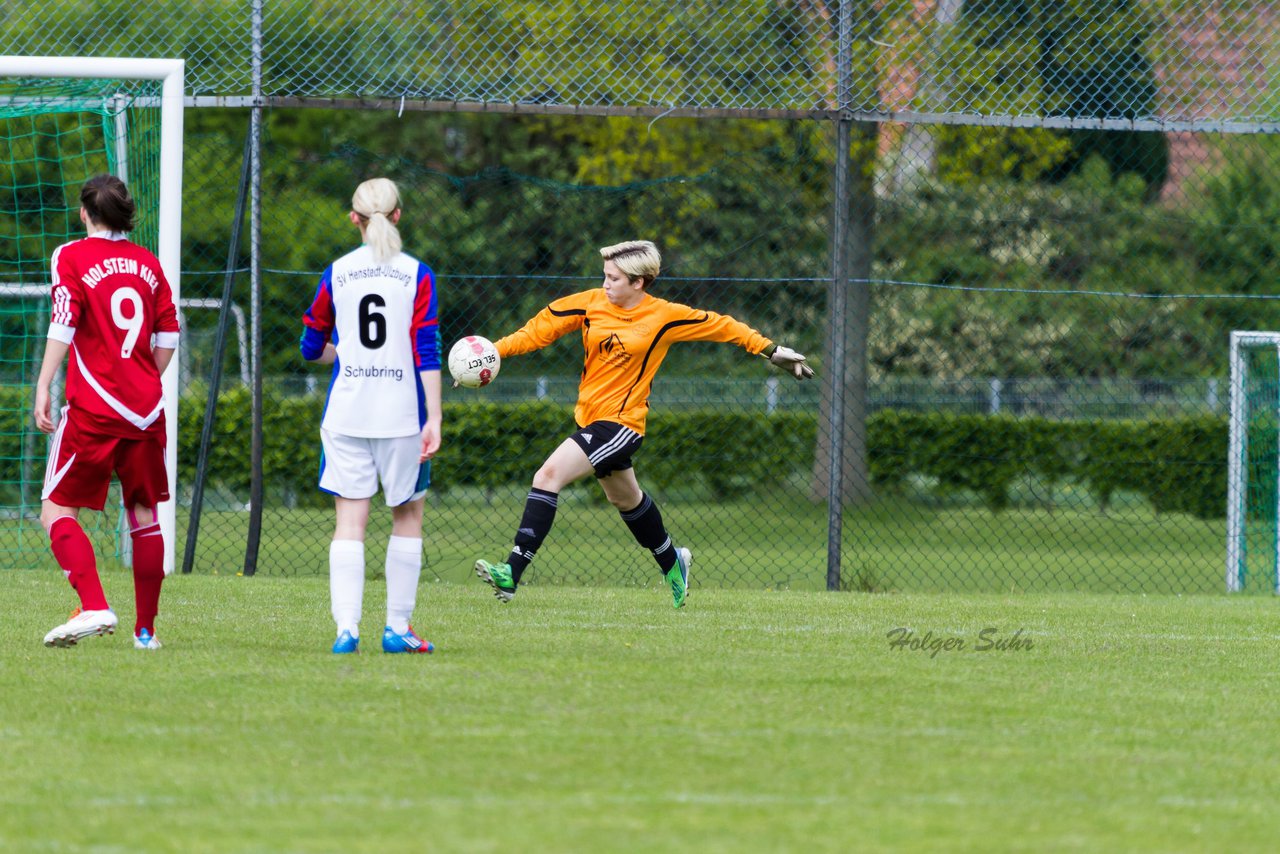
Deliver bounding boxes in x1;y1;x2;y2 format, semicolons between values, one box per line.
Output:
448;335;501;388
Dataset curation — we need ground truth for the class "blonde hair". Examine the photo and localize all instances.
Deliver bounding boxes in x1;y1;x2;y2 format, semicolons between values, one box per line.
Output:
599;240;661;287
351;178;402;263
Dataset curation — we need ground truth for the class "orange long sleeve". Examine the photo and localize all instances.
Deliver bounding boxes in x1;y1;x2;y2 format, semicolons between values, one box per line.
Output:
496;289;772;435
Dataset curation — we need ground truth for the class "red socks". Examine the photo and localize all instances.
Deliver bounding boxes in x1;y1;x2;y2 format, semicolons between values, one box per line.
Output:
49;516;109;611
48;513;167;637
131;522;165;636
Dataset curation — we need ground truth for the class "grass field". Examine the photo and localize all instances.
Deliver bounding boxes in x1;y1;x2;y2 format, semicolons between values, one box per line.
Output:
2;570;1278;852
0;490;1237;595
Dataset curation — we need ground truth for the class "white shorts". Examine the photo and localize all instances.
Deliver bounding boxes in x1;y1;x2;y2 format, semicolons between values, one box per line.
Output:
319;429;430;506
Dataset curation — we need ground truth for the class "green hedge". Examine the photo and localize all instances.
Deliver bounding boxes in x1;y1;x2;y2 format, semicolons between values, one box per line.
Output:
0;385;32;504
175;391;819;501
0;385;1231;519
868;410;1228;519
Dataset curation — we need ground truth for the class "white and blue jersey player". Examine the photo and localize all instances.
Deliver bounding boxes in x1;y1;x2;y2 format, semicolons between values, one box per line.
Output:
300;177;442;655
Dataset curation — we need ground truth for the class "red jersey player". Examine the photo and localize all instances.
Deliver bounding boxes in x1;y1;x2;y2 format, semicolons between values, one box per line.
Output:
34;175;180;649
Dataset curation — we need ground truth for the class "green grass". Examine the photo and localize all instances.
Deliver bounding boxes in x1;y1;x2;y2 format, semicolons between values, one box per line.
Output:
2;571;1279;852
0;490;1237;595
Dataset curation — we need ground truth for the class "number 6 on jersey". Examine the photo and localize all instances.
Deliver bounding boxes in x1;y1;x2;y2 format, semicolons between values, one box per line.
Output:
448;335;500;388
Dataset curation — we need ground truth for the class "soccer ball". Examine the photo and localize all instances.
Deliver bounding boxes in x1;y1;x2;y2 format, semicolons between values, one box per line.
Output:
448;335;501;388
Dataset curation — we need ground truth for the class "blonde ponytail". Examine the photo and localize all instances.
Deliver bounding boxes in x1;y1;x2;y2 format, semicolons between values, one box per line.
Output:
351;178;403;263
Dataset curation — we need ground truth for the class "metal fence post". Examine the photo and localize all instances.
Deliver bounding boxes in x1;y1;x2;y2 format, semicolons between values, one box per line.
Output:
824;0;854;593
243;0;265;577
183;130;252;574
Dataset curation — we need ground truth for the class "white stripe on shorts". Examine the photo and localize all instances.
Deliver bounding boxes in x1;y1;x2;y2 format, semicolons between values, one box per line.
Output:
588;426;639;465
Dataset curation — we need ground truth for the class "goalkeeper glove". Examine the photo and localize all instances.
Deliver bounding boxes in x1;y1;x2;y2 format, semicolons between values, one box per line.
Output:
765;344;815;380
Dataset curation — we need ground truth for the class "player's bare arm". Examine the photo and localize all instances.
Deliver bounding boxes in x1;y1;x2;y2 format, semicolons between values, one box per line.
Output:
314;342;337;365
419;368;442;462
33;338;70;434
302;341;337;365
154;346;176;376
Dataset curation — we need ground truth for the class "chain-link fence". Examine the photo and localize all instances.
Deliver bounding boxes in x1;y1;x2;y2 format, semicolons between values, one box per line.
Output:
9;0;1280;122
3;2;1280;593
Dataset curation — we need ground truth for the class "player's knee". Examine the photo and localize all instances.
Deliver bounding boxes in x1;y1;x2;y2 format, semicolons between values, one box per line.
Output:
40;505;76;534
532;465;564;491
126;504;157;531
390;500;424;533
605;490;638;511
333;523;367;542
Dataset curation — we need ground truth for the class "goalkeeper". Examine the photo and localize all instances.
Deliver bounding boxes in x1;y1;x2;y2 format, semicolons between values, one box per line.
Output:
473;239;813;608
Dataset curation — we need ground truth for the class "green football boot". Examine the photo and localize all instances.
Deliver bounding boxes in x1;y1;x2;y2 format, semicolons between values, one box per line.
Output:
666;547;692;608
474;559;517;603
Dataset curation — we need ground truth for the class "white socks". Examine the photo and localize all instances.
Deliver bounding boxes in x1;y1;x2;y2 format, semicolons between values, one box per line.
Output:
329;539;365;637
331;537;423;637
385;536;422;635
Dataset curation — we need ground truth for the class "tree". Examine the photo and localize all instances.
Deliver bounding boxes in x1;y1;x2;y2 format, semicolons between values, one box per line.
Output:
961;0;1169;195
799;0;915;508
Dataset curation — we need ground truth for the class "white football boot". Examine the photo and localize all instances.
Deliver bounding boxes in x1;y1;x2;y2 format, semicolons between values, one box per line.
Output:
43;609;118;648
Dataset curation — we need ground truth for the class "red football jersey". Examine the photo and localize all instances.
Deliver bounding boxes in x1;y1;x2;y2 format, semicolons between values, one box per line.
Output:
49;232;180;437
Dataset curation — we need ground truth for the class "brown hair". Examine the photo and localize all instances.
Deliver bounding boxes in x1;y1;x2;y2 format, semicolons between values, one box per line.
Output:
80;174;136;232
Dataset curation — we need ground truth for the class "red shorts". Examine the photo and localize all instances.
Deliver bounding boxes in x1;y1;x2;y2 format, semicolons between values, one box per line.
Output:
41;407;170;511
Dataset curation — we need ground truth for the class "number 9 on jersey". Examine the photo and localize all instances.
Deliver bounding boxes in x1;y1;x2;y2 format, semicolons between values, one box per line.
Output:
448;335;501;388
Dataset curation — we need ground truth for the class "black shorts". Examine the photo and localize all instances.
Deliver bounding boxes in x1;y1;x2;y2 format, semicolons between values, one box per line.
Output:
569;420;643;479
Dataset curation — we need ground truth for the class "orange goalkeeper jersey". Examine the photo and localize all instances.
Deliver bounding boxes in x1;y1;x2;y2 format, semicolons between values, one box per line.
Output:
496;288;773;435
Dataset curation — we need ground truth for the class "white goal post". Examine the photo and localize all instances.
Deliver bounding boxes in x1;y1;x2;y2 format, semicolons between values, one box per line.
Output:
0;56;184;572
1226;330;1280;593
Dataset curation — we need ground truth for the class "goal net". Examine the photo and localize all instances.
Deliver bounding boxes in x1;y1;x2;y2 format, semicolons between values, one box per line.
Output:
0;57;183;570
1226;331;1280;593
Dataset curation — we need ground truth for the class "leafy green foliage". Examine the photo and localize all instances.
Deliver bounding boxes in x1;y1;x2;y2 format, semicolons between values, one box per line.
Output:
174;393;816;504
165;386;1229;519
869;409;1228;518
177;108;836;377
959;0;1169;194
873;152;1280;379
1187;137;1280;295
